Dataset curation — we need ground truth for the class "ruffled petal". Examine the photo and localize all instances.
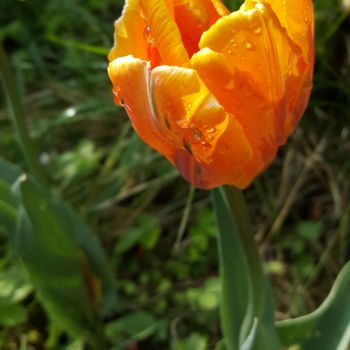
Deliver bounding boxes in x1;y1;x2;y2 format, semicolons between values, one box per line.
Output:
150;66;252;188
108;56;174;161
210;0;230;17
108;0;148;62
192;0;312;183
139;0;190;67
263;0;314;63
173;0;224;56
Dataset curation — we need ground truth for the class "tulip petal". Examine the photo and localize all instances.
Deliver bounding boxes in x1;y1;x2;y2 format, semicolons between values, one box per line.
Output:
210;0;230;17
139;0;190;67
193;0;312;184
108;56;174;161
150;66;252;188
173;0;225;56
263;0;314;62
108;0;148;62
191;47;279;183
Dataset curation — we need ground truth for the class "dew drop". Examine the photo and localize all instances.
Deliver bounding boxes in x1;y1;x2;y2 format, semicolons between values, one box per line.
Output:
201;141;211;151
143;25;153;43
140;9;147;20
191;127;202;141
253;26;262;34
205;126;216;134
227;49;233;54
245;41;253;50
186;103;192;115
113;89;124;107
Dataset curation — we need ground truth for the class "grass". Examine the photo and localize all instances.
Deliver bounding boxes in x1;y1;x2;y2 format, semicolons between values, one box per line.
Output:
0;0;350;349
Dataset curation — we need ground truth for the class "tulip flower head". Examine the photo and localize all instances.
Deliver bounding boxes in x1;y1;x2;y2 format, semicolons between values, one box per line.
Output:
108;0;314;189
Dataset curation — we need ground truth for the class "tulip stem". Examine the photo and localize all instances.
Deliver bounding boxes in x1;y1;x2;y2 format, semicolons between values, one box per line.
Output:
0;44;47;187
212;186;281;350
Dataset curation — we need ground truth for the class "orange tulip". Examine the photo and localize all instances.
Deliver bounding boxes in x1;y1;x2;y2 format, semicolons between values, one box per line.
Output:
108;0;314;189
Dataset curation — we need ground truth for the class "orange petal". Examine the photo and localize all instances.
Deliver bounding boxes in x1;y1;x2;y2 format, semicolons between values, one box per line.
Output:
210;0;230;17
191;48;279;183
108;56;174;161
150;65;252;188
108;0;148;62
139;0;190;67
193;1;312;184
263;0;314;63
173;0;224;56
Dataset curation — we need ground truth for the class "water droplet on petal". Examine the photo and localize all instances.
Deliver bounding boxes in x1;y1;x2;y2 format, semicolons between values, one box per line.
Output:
201;141;211;151
253;26;262;34
245;41;253;50
140;9;147;20
143;25;154;43
205;127;216;134
113;89;124;107
191;127;202;141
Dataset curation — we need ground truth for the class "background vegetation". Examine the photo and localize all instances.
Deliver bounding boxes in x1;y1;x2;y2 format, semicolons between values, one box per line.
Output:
0;0;349;349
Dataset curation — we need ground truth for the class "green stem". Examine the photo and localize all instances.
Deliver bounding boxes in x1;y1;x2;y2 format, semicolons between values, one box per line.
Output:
223;186;265;316
212;186;281;350
0;44;47;187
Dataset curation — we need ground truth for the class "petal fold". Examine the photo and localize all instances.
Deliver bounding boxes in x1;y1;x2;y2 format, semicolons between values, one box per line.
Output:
108;0;148;62
193;0;313;183
150;66;253;188
140;0;190;67
263;0;314;63
108;56;174;161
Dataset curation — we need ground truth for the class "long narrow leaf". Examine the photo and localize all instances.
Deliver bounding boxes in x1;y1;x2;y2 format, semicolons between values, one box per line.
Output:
277;261;350;350
212;187;281;350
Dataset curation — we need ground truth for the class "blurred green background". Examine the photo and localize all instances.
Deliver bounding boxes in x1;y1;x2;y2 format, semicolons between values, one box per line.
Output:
0;0;350;349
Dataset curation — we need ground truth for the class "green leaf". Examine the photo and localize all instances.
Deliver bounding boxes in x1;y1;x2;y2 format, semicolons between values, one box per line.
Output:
240;319;258;350
105;310;160;344
0;199;18;234
0;156;21;235
0;156;21;184
212;187;281;350
276;261;350;350
0;300;27;327
172;333;208;350
14;175;115;337
115;214;161;253
0;266;32;303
